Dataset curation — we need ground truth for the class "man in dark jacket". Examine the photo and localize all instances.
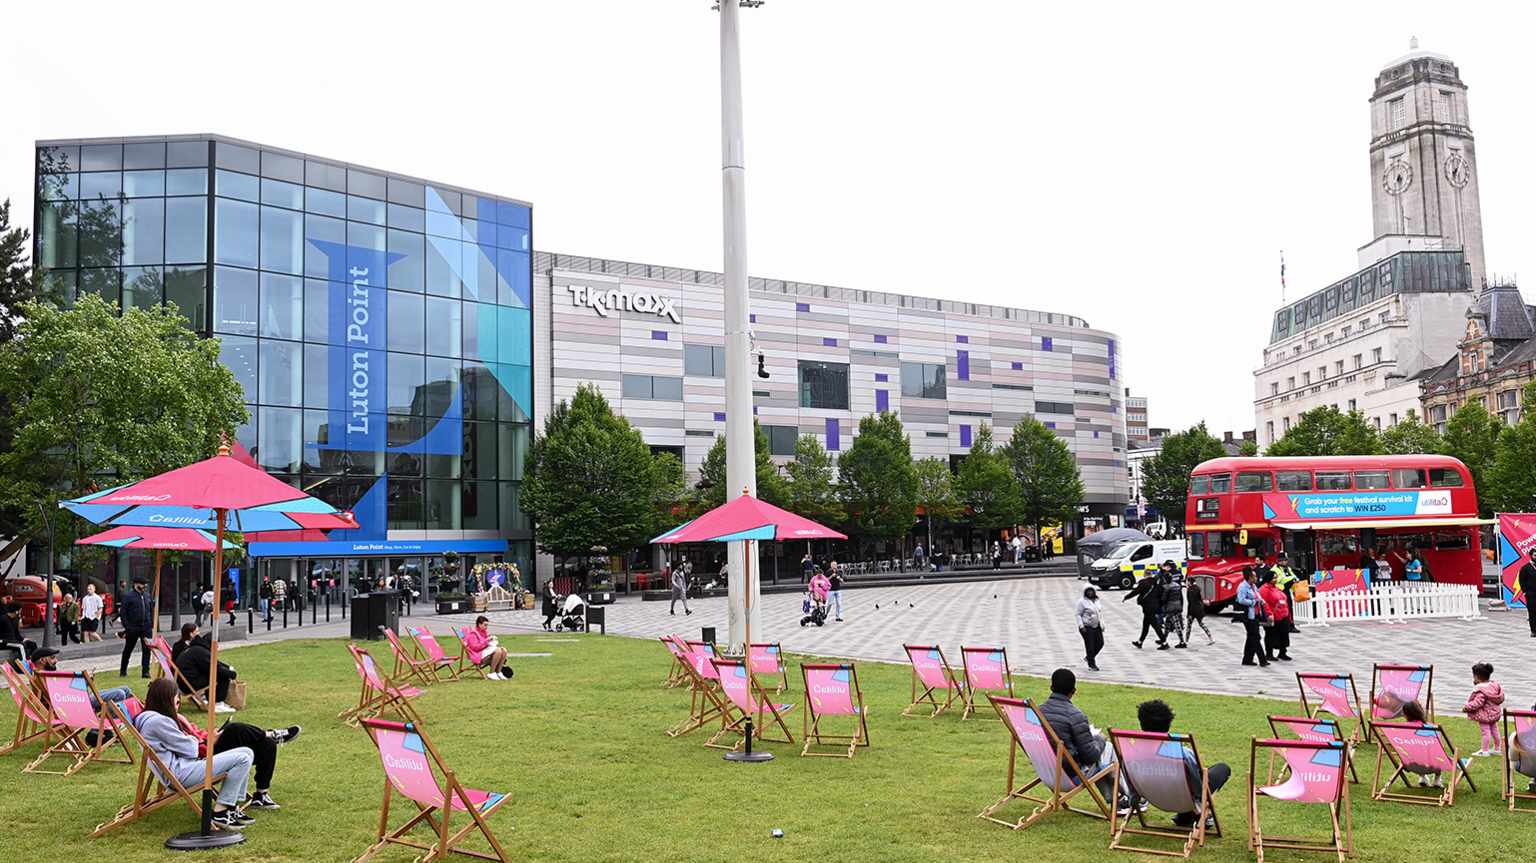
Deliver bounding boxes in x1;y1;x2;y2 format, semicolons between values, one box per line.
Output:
1159;566;1187;648
1123;572;1166;649
176;632;238;713
1;601;36;664
1038;668;1128;809
118;574;156;678
1520;549;1536;637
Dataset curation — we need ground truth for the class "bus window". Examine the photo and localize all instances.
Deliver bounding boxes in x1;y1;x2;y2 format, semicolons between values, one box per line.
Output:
1433;533;1471;551
1276;470;1312;491
1354;470;1390;490
1316;471;1351;490
1428;468;1464;488
1392;468;1427;489
1205;532;1238;558
1207;473;1231;493
1235;472;1273;493
1190;475;1209;495
1187;533;1205;560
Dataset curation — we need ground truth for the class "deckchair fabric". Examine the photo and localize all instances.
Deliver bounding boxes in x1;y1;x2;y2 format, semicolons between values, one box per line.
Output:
1368;664;1433;741
707;659;795;751
901;644;962;718
356;718;513;862
451;627;490;681
800;663;869;758
664;643;730;739
1109;729;1221;857
1268;715;1359;784
89;701;230;836
659;636;688;688
150;636;210;710
1503;709;1536;812
24;670;135;776
978;694;1115;830
685;641;723;681
1247;738;1352;863
409;627;463;683
959;646;1013;721
1296;673;1363;742
338;644;426;728
1;662;58;756
748;643;789;694
1371;720;1475;807
387;627;442;688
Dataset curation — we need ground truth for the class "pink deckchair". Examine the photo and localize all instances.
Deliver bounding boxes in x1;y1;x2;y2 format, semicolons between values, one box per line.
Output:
1;662;58;756
450;626;491;681
1268;715;1359;784
150;636;210;710
387;627;442;688
409;627;464;683
748;643;789;694
1109;729;1222;857
356;718;513;863
1371;720;1475;807
338;644;426;728
800;663;869;758
1503;709;1536;812
1296;673;1363;742
659;636;688;688
1248;738;1352;863
959;646;1013;721
978;694;1115;830
89;700;231;837
664;642;730;739
1368;664;1433;741
901;643;962;718
706;658;795;751
24;670;135;776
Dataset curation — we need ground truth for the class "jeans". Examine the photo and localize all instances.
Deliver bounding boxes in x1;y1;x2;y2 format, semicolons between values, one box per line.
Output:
829;590;842;619
90;686;133;711
176;746;254;808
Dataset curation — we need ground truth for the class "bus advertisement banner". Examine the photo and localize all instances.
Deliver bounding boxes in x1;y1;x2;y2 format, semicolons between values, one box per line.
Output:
1497;513;1536;609
1263;490;1454;521
1312;569;1370;594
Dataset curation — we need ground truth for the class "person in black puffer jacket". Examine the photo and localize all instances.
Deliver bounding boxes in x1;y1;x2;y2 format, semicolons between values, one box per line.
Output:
176;632;239;714
1123;572;1166;650
1037;668;1129;809
1159;564;1187;649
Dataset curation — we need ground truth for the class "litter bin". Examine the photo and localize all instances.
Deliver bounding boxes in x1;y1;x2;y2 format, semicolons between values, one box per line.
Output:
701;626;716;645
350;592;401;641
585;604;606;635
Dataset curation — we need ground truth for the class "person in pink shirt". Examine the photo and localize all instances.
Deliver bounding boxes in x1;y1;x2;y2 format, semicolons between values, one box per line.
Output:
463;615;511;681
1463;661;1505;756
808;571;831;603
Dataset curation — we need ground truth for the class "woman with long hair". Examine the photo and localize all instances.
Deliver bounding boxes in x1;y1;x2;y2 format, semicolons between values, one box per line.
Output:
134;677;257;829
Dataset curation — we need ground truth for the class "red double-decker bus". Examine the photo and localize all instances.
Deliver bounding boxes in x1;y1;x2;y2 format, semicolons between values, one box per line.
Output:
1184;455;1486;610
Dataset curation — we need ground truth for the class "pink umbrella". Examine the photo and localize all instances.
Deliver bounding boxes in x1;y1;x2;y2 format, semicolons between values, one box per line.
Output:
75;526;241;644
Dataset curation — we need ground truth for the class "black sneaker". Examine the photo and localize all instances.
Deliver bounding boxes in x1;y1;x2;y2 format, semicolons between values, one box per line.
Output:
1174;643;1188;649
1157;643;1171;650
1171;811;1195;828
271;725;301;745
212;808;251;829
246;791;280;810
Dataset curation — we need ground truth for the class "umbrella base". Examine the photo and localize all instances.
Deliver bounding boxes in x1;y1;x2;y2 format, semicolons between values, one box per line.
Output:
166;829;245;851
724;750;774;762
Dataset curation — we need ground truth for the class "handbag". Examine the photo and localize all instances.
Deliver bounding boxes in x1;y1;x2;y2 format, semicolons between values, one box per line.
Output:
224;681;247;711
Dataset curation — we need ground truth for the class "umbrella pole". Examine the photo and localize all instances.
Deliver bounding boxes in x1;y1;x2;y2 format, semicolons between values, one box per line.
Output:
151;549;163;645
725;538;770;763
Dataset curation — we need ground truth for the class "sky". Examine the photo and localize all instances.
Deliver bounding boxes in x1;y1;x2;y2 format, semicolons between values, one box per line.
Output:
3;2;1533;437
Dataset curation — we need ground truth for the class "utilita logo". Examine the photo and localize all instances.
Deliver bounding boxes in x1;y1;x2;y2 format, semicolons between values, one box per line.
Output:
566;284;681;324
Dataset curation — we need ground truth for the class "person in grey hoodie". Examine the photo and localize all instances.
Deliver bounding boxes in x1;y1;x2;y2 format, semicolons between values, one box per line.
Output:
134;677;255;829
1076;587;1104;671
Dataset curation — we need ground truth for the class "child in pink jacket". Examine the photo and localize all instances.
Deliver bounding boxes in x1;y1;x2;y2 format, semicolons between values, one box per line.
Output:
1463;662;1505;756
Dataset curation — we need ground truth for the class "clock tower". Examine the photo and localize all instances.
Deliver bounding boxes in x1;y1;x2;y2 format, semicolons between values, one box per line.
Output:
1368;39;1485;287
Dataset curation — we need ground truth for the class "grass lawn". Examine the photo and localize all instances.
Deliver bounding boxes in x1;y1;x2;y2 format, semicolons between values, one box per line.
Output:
0;633;1521;862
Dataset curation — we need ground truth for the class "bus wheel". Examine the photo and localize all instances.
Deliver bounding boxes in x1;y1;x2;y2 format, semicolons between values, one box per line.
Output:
1119;574;1134;590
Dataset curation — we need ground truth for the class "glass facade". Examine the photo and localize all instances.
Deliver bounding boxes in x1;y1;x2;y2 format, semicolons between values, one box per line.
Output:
35;136;534;584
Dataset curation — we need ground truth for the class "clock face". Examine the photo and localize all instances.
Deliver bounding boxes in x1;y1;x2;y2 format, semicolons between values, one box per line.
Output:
1446;153;1469;188
1383;160;1413;196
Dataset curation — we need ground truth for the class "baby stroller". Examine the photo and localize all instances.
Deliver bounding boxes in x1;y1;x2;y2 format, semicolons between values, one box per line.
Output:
799;590;827;627
554;593;586;632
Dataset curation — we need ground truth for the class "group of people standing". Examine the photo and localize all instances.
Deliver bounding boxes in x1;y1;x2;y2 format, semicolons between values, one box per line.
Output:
1233;558;1304;667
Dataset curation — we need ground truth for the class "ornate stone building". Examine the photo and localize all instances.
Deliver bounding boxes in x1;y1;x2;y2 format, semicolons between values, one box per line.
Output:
1417;282;1536;430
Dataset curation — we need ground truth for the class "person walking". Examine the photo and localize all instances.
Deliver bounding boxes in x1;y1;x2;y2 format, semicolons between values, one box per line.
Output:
1521;550;1536;638
199;585;215;628
1123;573;1166;650
119;574;156;678
913;542;926;572
1184;576;1213;645
991;542;1003;570
258;576;273;621
1159;565;1187;648
1259;571;1292;661
669;566;691;616
1076;587;1105;671
1236;567;1269;667
828;566;844;621
541;578;560;631
1463;662;1505;756
58;588;82;645
80;583;104;643
801;553;814;584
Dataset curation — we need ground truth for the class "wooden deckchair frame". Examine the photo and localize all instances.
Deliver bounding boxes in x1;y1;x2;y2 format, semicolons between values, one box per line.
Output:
2;662;60;756
408;627;464;683
149;636;211;710
450;627;491;681
901;643;961;718
337;645;426;728
387;627;443;688
1247;737;1352;863
89;701;230;836
1367;663;1434;744
706;658;795;751
800;663;869;758
978;694;1116;830
659;636;688;689
665;645;731;738
1371;719;1475;807
1267;715;1359;784
748;642;789;695
1502;709;1536;812
1296;672;1364;743
356;718;513;863
24;670;135;776
1108;729;1222;857
959;646;1014;721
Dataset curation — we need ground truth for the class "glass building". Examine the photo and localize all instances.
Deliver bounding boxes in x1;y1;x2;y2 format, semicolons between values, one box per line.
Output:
33;134;534;601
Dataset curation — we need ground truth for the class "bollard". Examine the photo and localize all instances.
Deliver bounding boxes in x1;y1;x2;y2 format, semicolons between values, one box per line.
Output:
247;608;253;635
325;590;330;623
266;609;272;632
282;603;288;629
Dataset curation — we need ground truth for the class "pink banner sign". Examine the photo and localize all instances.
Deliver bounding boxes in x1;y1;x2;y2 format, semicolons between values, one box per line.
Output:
1499;514;1536;609
1312;569;1369;594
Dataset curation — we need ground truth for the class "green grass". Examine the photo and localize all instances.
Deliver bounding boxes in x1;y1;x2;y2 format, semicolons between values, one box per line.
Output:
0;634;1522;862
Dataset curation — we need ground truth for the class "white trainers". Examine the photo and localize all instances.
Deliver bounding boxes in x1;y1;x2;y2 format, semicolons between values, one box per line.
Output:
1433;776;1445;789
214;702;237;714
1417;775;1430;787
1472;749;1491;757
486;672;504;681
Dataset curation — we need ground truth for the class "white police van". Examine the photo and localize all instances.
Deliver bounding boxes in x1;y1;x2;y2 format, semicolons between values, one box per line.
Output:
1088;540;1188;590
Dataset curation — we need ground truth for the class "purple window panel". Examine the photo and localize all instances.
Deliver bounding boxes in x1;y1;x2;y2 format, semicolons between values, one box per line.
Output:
1112;405;1118;413
874;334;887;343
651;330;667;340
957;349;970;381
1093;431;1100;438
823;337;838;347
750;314;756;323
753;406;758;415
956;335;968;344
1011;361;1023;371
714;412;726;422
1046;421;1056;429
874;373;888;382
1108;338;1117;380
826;418;840;451
960;424;972;447
875;389;888;412
1115;460;1122;467
796;302;810;312
1042;336;1053;352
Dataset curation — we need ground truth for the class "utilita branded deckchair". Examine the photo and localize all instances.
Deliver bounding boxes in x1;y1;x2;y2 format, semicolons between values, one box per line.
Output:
901;643;962;718
978;694;1115;830
1108;729;1222;857
2;661;62;757
387;627;443;689
356;718;514;863
707;658;795;751
1371;720;1475;807
90;700;231;837
748;643;789;695
338;644;426;728
1267;716;1359;784
24;670;135;776
664;642;730;739
1368;664;1433;742
1296;673;1363;742
659;636;688;688
150;636;211;710
960;646;1013;721
1247;738;1352;863
450;627;491;681
409;627;464;683
800;663;868;758
1503;708;1536;812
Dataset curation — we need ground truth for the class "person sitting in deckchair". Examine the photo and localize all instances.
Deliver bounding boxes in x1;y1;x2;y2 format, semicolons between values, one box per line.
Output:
1137;698;1231;830
31;646;132;714
1402;700;1445;788
1039;668;1131;813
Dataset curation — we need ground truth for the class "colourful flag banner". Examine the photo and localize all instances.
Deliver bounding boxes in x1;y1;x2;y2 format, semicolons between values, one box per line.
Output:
1498;513;1536;609
1312;569;1370;594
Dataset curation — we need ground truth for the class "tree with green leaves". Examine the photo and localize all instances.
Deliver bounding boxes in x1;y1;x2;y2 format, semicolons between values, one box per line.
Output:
838;411;918;552
0;294;247;552
1237;439;1259;457
696;419;790;509
0;200;49;344
1380;409;1442;455
519;383;659;560
1139;422;1227;527
954;423;1021;536
913;456;960;557
1264;406;1383;457
1440;399;1501;516
784;434;842;527
647;450;692;541
1486;381;1536;515
1001;415;1085;544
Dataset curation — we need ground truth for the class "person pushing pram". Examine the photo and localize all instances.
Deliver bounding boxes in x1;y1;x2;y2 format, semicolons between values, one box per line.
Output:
801;569;831;627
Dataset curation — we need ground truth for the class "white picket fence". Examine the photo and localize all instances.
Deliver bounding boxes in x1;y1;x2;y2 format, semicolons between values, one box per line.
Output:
1295;582;1483;627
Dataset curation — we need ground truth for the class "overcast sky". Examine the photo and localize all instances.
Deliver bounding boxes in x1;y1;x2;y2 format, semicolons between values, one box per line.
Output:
3;2;1531;437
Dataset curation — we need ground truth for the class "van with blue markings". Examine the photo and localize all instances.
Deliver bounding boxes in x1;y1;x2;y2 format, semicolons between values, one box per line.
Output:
1088;540;1188;590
